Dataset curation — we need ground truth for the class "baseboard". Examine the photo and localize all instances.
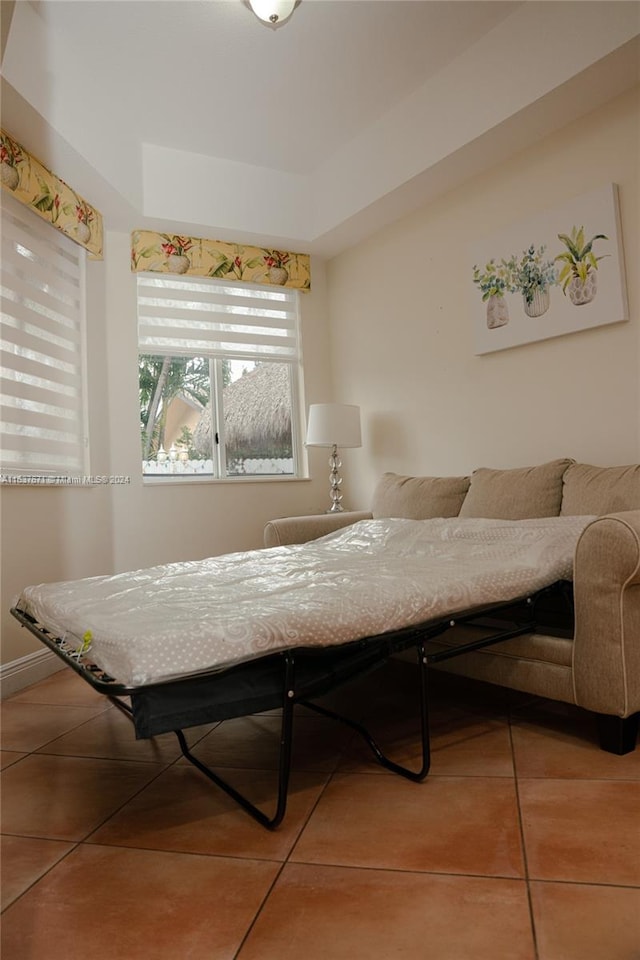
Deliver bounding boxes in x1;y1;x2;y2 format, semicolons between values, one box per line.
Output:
0;648;64;699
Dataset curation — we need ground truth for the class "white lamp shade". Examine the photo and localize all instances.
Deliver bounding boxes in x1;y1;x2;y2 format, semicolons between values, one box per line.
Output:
306;404;361;449
249;0;296;23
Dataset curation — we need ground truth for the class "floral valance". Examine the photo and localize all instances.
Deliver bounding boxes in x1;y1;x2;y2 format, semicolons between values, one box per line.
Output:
0;129;103;259
131;230;311;291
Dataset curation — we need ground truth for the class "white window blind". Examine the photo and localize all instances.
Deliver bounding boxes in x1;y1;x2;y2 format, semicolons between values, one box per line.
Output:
1;193;89;477
137;274;301;362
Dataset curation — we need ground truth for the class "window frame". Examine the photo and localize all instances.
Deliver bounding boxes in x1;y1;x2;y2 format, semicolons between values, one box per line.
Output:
137;273;305;483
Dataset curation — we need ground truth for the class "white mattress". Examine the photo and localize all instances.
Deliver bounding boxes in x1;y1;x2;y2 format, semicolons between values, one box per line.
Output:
17;515;594;687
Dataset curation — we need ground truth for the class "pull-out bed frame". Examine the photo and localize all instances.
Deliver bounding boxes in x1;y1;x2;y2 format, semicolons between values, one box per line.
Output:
11;587;562;829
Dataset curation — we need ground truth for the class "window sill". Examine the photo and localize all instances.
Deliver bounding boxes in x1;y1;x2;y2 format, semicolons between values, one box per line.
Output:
142;475;311;487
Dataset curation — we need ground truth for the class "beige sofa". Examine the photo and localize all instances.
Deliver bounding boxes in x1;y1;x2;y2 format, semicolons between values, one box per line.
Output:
264;459;640;754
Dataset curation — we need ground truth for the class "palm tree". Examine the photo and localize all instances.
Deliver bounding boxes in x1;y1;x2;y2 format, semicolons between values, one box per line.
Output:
139;355;210;459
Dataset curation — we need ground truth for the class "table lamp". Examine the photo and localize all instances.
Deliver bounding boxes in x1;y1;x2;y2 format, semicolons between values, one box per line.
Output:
306;403;362;512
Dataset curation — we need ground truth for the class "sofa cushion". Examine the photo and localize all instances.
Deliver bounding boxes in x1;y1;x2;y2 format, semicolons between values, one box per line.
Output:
458;459;572;519
560;462;640;515
371;472;470;520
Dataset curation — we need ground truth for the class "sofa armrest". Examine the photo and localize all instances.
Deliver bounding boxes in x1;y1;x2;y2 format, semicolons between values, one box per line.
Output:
572;510;640;716
264;511;372;547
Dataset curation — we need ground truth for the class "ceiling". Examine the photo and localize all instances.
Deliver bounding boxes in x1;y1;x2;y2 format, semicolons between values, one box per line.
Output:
2;1;639;255
28;0;519;175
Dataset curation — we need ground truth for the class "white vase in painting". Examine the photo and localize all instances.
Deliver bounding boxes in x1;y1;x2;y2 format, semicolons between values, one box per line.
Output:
568;272;597;306
523;288;550;318
486;294;509;329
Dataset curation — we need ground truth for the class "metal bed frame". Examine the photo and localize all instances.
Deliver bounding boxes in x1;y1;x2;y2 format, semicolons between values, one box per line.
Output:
11;584;570;829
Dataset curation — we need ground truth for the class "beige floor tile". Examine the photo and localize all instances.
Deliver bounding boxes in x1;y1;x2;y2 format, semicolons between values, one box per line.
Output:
427;667;514;714
310;665;388;720
309;659;513;780
0;750;26;770
519;778;640;885
338;713;514;778
8;668;107;706
178;713;351;773
38;703;212;763
512;717;640;780
238;863;535;960
3;665;639;959
530;880;640;960
0;843;279;960
90;763;330;861
1;835;74;910
1;700;109;752
291;772;525;877
428;716;514;776
315;659;507;727
1;753;164;841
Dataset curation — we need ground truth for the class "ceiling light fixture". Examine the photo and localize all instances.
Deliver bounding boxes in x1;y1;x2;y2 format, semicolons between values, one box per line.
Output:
249;0;296;25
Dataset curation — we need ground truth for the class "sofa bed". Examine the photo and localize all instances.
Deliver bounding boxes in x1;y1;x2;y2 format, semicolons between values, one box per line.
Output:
11;457;638;828
264;459;640;756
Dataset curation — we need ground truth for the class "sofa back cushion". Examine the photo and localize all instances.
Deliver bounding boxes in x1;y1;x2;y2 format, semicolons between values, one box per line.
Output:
560;462;640;515
371;472;471;520
458;458;572;519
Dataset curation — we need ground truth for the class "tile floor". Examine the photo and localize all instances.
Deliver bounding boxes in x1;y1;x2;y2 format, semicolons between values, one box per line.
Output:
2;660;639;960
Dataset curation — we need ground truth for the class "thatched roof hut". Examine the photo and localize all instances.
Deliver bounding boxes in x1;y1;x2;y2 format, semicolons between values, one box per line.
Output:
193;362;292;459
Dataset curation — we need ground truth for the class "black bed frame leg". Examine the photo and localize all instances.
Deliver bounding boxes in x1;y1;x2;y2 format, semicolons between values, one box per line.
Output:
303;641;432;781
174;653;296;830
597;712;639;755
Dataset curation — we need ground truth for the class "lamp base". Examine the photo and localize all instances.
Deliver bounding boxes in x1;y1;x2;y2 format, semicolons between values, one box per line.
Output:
327;444;344;513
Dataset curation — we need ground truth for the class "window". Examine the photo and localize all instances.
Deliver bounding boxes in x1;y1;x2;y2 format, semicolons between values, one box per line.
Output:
137;274;303;479
0;193;89;480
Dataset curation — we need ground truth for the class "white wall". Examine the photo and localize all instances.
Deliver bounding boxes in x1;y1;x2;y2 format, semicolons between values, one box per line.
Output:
325;87;640;510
